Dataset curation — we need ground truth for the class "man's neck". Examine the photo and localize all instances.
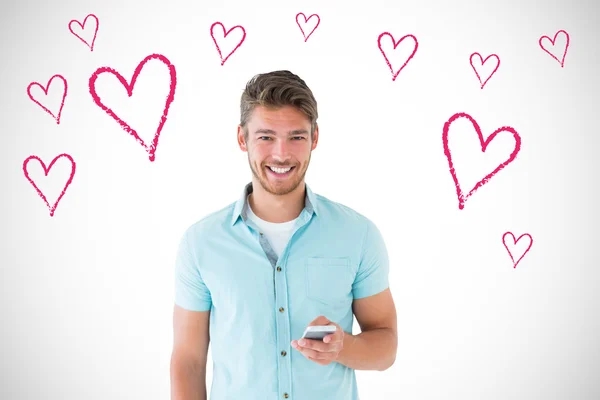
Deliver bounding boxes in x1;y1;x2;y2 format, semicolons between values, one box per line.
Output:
249;180;306;223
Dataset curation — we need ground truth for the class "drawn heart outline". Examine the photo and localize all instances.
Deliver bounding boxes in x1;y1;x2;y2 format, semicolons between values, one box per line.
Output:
27;74;68;124
442;112;522;210
377;32;418;81
296;12;320;42
539;29;570;67
502;232;533;268
470;52;500;89
210;22;246;66
23;153;76;217
88;53;177;162
68;13;99;51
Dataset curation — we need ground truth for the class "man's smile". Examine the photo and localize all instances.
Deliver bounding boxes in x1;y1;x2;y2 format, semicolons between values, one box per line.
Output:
266;165;295;177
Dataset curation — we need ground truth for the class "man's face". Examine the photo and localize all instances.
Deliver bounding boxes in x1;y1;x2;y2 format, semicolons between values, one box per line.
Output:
238;105;318;196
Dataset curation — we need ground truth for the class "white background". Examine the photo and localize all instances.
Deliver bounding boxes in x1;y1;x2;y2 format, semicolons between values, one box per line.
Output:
1;0;599;399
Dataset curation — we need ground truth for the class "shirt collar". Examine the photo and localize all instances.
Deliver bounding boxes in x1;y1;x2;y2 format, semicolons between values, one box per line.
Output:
230;181;318;226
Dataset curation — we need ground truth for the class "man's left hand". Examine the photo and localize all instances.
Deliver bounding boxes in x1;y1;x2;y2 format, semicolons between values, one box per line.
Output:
291;315;344;366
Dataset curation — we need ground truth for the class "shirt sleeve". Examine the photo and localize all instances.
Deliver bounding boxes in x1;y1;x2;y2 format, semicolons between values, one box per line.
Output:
352;218;390;299
174;229;212;312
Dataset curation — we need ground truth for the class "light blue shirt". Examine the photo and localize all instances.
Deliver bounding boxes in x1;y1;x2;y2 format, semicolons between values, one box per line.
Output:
174;182;390;400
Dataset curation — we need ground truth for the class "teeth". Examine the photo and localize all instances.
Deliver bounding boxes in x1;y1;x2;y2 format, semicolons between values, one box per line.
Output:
269;166;292;174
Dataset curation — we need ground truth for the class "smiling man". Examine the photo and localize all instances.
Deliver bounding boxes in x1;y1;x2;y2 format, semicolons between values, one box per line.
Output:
170;70;397;400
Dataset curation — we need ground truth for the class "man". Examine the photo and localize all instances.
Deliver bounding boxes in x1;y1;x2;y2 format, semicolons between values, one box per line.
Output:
170;70;397;400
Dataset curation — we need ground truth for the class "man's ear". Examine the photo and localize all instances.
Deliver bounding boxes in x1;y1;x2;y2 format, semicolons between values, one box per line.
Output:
237;125;248;152
311;123;319;150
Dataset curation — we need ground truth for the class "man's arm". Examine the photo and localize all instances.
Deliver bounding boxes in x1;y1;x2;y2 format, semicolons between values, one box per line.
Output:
170;305;210;400
171;228;213;399
335;288;398;371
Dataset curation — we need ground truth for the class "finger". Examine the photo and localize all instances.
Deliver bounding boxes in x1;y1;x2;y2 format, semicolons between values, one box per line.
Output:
298;338;322;349
299;338;340;353
298;346;333;361
323;333;342;344
305;342;342;356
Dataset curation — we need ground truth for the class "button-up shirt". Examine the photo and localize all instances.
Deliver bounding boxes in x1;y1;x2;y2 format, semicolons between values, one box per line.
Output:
174;182;390;400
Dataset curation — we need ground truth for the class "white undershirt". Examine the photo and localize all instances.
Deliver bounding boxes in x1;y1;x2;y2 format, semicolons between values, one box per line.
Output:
246;195;298;259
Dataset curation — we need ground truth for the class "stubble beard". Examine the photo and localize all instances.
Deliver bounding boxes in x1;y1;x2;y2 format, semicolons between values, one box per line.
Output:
248;152;311;196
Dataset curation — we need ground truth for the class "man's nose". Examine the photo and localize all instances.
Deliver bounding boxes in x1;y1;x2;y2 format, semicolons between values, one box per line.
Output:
271;139;292;161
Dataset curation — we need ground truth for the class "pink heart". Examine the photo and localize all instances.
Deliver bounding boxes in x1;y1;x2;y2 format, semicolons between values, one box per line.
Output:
27;74;68;124
88;53;177;162
23;154;76;217
502;232;533;268
470;52;500;89
68;13;99;51
210;22;246;66
539;30;570;67
296;12;320;42
442;112;522;210
378;32;418;81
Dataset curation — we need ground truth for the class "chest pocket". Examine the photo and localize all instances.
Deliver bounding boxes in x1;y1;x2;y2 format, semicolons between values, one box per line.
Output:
305;257;354;306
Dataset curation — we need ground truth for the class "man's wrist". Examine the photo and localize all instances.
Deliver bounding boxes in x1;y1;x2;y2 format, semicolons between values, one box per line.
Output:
335;330;356;366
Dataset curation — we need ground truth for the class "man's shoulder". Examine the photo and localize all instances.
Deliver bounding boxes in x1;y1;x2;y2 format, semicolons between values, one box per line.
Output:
315;192;371;227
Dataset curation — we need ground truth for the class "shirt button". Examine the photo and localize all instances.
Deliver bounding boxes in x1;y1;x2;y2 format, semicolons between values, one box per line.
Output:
279;307;284;312
276;266;282;271
281;350;287;356
283;393;289;398
259;232;263;236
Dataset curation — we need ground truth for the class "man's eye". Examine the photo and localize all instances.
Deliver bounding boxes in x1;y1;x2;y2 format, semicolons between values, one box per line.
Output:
259;136;305;140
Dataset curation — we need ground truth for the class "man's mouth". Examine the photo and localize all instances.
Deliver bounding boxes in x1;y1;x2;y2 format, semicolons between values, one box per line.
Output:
266;165;295;177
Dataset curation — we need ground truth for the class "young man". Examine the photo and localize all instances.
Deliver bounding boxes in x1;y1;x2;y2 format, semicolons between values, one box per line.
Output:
170;70;397;400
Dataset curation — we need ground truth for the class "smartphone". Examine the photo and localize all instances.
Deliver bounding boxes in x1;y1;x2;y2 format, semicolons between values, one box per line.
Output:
301;325;337;341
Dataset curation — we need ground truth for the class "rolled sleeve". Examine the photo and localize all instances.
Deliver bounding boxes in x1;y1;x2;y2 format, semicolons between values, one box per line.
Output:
174;230;212;312
352;218;390;299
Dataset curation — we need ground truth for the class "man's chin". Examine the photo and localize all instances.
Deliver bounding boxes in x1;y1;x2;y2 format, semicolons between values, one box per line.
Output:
260;176;301;195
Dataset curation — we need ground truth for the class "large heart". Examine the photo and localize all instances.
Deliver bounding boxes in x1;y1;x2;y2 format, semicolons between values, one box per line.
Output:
88;53;177;162
442;112;521;209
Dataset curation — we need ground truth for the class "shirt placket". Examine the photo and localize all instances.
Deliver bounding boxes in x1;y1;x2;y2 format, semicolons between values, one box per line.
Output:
244;211;312;400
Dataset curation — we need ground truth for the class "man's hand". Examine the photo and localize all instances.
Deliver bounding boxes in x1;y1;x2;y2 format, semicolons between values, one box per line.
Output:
291;315;344;366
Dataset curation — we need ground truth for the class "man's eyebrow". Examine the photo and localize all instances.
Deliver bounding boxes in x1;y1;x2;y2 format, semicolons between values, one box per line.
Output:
254;129;309;135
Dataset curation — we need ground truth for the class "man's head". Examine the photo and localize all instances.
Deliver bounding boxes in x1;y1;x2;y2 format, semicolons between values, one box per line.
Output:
237;70;319;196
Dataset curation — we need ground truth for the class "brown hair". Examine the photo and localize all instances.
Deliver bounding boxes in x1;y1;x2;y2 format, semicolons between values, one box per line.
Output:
240;70;318;141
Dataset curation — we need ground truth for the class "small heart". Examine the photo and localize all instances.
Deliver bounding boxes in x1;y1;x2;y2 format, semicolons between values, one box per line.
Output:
539;30;570;67
210;22;246;66
88;53;177;162
470;52;500;89
68;13;99;51
442;112;522;210
23;154;76;217
502;232;533;268
296;12;320;42
378;32;418;81
27;74;68;124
